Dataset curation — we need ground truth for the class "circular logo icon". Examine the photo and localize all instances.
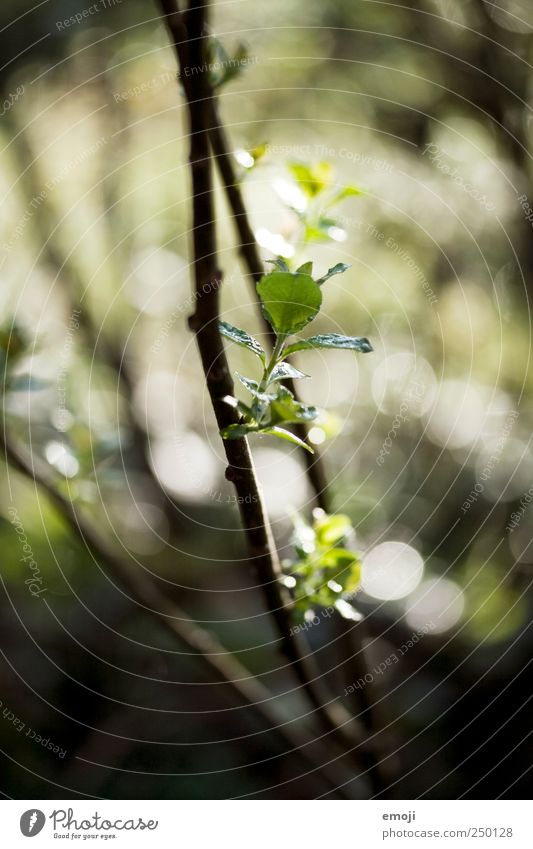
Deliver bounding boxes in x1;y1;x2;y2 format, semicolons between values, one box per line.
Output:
20;810;46;837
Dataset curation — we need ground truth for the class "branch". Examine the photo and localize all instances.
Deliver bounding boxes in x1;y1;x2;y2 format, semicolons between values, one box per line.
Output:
204;43;389;785
0;425;362;798
158;0;383;787
207;106;330;510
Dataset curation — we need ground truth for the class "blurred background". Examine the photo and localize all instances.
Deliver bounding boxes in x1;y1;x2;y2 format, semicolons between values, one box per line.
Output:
0;0;532;799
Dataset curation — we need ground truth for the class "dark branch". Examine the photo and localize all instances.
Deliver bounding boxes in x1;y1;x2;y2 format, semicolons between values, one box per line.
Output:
158;0;384;788
0;425;364;798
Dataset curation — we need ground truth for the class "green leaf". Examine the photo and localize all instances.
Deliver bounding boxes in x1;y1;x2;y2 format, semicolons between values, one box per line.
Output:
284;333;373;356
248;142;268;163
304;225;330;244
222;395;256;419
256;271;322;335
269;385;318;425
328;185;364;206
315;514;353;546
319;548;360;570
296;261;313;275
288;161;332;197
343;561;362;595
269;362;309;383
316;263;351;286
220;423;257;440
236;373;277;401
219;321;265;361
266;258;290;272
258;426;314;453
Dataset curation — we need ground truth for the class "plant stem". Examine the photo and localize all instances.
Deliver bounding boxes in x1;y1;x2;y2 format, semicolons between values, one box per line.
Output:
198;19;392;791
258;333;285;393
206;101;331;509
158;0;383;792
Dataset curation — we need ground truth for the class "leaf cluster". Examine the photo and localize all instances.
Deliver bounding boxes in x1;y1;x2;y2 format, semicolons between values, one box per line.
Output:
284;511;362;618
220;262;372;452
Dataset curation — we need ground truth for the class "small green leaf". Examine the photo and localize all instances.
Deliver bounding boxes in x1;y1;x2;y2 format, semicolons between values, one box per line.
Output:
266;258;290;272
248;142;268;163
219;321;265;360
296;261;313;275
257;271;322;335
316;263;351;285
319;548;360;570
220;423;257;440
315;513;353;546
328;185;364;206
259;426;314;453
270;386;318;425
269;362;309;383
284;333;373;356
222;395;257;419
343;561;362;595
288;161;332;197
236;373;277;401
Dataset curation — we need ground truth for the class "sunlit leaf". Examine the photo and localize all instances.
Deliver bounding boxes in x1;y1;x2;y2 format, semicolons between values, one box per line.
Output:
257;271;322;335
288;161;332;197
315;513;352;546
258;425;314;453
328;185;364;206
220;423;257;439
236;373;277;401
269;385;318;424
296;261;313;275
284;333;373;356
269;362;309;382
219;321;265;360
316;263;351;285
266;258;290;272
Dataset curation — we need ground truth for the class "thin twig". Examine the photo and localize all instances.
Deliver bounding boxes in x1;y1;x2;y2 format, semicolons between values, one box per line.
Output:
207;106;331;509
204;52;389;787
0;426;362;798
158;0;382;787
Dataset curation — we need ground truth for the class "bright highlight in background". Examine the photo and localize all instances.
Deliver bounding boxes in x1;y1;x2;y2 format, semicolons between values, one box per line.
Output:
362;541;424;600
405;576;465;633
